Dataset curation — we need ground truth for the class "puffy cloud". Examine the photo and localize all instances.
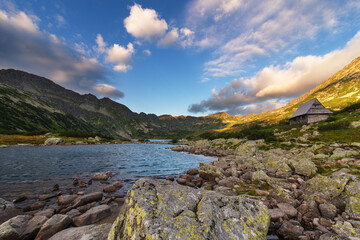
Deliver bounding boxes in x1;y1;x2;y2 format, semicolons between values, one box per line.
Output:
105;43;134;72
188;31;360;115
0;8;123;98
95;34;107;53
93;84;124;99
124;3;168;41
158;28;179;47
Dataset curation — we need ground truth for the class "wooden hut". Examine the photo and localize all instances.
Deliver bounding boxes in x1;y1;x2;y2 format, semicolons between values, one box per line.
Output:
289;98;332;125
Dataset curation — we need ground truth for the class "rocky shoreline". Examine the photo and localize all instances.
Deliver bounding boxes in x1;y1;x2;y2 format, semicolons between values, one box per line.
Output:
166;138;360;239
1;136;360;239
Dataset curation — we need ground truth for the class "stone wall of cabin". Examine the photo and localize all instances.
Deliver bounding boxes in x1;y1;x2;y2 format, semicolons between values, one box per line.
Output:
307;114;329;123
289;115;307;125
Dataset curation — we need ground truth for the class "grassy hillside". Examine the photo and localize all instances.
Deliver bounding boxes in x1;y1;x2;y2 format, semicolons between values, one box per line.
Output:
0;69;225;139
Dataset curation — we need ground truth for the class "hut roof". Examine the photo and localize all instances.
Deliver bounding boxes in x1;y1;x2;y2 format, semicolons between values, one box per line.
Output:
289;98;332;119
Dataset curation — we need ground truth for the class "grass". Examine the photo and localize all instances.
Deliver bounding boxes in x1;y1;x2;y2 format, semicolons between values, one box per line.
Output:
0;134;46;145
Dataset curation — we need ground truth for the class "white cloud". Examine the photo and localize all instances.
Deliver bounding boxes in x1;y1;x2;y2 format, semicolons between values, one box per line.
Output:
0;8;119;97
186;0;352;77
0;9;39;33
93;84;124;99
55;14;66;26
158;28;179;47
124;4;168;41
143;49;151;56
106;43;135;72
188;31;360;115
95;34;107;53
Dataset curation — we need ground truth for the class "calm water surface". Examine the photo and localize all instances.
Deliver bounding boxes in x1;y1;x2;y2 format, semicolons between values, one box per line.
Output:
0;144;215;197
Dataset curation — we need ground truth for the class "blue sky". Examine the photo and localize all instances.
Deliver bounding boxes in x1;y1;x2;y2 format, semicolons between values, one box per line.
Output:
0;0;360;116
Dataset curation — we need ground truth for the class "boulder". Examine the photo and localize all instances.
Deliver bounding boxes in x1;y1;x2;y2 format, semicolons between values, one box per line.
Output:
306;175;351;199
332;222;360;238
35;214;71;240
319;203;337;219
39;193;57;201
22;215;48;240
58;195;78;206
350;121;360;128
34;209;55;218
44;138;65;145
92;172;110;181
23;201;45;212
71;192;103;208
0;198;22;225
166;176;175;181
49;223;111;240
73;205;111;227
103;181;123;193
318;233;347;240
0;215;32;240
187;169;199;175
345;197;360;219
66;209;81;220
176;178;187;185
108;179;270;240
77;202;96;213
291;159;317;177
330;148;358;160
277;203;298;218
199;162;225;181
277;220;304;240
268;208;285;220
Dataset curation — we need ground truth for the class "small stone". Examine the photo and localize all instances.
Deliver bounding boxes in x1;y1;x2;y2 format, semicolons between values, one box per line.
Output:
72;179;79;186
166;176;174;181
66;209;82;219
13;195;27;203
79;182;87;188
187;169;199;175
73;205;111;227
87;179;92;185
92;172;110;181
34;209;55;218
319;203;338;220
277;203;298;218
103;181;123;193
52;184;59;192
77;192;85;195
176;178;187;185
39;193;57;201
58;195;78;206
23;201;45;212
278;220;304;239
269;208;285;220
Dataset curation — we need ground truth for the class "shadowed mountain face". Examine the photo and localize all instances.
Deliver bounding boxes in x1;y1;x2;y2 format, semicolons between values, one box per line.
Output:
0;69;225;138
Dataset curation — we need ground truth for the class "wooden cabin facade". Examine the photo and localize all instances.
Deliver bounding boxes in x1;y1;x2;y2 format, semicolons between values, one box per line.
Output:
289;99;332;125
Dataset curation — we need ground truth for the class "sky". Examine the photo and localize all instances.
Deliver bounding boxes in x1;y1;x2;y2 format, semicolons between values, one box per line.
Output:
0;0;360;116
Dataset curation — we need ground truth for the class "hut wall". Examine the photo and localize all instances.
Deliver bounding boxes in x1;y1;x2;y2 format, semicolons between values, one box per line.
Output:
289;115;308;125
307;114;329;123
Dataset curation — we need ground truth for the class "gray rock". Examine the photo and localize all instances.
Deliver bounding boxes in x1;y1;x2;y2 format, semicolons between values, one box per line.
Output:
332;222;360;238
71;192;103;208
0;215;32;240
73;205;111;227
92;172;110;180
318;233;348;240
34;209;55;218
66;209;81;220
319;203;338;219
58;195;78;206
268;208;285;220
103;181;123;193
22;215;48;240
49;223;111;240
277;203;298;218
0;198;22;225
44;138;65;145
278;220;304;240
35;214;71;240
108;179;270;240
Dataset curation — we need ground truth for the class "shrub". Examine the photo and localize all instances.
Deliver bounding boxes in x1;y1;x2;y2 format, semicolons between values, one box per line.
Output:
318;121;350;131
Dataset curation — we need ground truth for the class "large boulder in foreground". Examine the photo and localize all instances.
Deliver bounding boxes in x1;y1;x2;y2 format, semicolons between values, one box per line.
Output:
108;179;270;240
49;223;111;240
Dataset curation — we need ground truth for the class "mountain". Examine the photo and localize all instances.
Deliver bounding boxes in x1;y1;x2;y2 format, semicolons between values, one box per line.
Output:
0;69;225;138
231;56;360;126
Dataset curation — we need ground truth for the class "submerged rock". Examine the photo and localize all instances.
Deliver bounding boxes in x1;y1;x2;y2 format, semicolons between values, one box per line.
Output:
108;179;270;240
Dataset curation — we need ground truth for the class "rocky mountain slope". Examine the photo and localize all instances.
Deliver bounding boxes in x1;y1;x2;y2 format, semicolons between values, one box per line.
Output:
0;69;224;138
232;56;360;126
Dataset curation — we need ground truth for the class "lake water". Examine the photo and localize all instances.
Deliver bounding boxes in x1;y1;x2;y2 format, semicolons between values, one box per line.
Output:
0;143;215;198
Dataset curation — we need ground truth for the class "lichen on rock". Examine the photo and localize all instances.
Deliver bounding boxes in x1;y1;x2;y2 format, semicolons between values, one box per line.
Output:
108;179;270;240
